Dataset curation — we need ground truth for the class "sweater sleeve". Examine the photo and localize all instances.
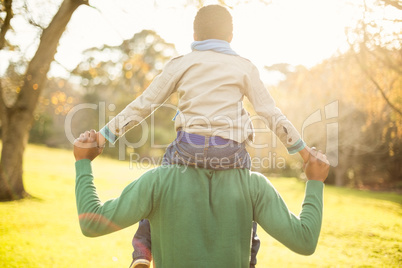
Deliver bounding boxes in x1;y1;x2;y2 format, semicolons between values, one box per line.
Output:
252;175;324;255
245;65;305;154
75;159;156;237
100;59;179;144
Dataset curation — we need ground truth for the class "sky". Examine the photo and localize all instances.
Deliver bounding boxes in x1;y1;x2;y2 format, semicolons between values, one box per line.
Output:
2;0;361;84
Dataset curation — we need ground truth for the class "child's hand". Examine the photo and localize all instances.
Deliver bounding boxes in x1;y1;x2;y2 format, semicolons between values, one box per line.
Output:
97;132;106;148
299;146;310;163
299;146;330;166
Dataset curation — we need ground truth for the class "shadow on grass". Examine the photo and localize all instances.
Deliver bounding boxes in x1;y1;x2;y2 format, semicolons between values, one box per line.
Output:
0;192;44;203
25;193;45;202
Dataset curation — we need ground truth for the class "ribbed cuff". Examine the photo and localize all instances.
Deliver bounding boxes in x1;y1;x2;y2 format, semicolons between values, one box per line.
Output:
287;139;306;154
172;110;180;121
100;125;117;144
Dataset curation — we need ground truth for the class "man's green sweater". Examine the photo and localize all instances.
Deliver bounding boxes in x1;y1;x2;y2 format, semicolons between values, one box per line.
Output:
75;159;324;268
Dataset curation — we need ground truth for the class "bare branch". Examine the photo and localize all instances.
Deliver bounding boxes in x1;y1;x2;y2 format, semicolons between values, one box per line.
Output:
0;79;9;123
16;0;88;111
0;0;13;50
90;5;125;41
367;73;402;116
347;28;402;116
354;50;402;116
381;0;402;10
22;1;45;30
0;0;12;118
346;3;402;117
383;18;402;22
366;46;402;75
27;18;45;30
53;58;73;73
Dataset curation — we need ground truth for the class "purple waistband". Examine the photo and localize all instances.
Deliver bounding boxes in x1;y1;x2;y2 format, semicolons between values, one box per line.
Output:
176;131;234;146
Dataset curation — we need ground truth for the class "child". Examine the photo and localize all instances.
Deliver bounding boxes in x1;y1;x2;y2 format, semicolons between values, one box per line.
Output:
98;5;310;268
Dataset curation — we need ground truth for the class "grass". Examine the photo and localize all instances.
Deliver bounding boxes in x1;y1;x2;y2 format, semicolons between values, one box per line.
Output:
0;144;401;267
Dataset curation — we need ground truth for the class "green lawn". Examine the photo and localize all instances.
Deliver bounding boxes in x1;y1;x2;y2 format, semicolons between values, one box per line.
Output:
0;144;401;267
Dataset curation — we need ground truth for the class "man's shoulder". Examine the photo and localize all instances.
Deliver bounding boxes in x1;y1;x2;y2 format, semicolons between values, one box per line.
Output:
248;171;276;189
144;165;269;182
148;164;195;177
249;170;267;179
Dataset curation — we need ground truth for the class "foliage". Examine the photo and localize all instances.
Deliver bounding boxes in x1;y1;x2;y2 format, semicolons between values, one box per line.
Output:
29;77;80;146
71;29;178;158
347;0;402;119
1;0;401;192
256;0;402;188
0;0;87;201
10;29;179;157
0;144;401;267
267;48;402;188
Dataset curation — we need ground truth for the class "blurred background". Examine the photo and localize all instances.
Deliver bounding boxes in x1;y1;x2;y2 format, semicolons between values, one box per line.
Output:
0;0;401;199
1;1;401;267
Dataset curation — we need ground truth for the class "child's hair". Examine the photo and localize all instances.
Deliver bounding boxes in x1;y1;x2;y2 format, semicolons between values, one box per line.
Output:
193;5;233;41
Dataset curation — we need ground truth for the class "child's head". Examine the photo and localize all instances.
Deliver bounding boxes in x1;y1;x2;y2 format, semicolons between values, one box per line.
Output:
193;5;233;42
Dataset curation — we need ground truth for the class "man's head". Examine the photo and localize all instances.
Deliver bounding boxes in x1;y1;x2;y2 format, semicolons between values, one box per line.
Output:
193;5;233;42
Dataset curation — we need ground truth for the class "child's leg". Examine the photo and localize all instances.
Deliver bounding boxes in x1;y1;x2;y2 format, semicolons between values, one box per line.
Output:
163;132;251;170
162;138;203;168
205;140;251;170
130;219;152;267
250;222;260;268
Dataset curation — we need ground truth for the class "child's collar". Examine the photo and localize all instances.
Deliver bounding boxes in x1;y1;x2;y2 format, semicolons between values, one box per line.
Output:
191;39;238;56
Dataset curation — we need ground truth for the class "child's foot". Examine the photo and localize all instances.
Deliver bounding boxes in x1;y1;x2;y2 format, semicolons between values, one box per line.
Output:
130;258;150;268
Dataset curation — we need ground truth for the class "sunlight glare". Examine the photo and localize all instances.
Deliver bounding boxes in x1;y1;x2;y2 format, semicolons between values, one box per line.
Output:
232;0;357;69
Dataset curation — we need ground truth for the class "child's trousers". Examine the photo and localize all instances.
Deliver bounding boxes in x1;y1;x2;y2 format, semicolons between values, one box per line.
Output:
161;130;251;170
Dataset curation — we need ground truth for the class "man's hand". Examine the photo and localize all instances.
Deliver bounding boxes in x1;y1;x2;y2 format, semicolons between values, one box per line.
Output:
74;130;104;161
303;147;330;182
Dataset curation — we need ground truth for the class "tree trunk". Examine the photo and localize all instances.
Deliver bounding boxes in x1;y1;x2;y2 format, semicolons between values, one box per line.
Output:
332;147;348;187
0;109;32;200
0;0;87;201
333;165;346;187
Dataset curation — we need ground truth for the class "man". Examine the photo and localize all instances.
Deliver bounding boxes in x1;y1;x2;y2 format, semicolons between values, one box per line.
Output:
96;5;314;267
74;130;329;268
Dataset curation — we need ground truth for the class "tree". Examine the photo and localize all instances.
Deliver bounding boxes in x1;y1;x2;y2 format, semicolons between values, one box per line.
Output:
347;0;402;118
71;30;178;159
29;77;80;146
271;49;402;188
0;0;274;201
265;0;401;188
341;0;402;188
0;0;88;201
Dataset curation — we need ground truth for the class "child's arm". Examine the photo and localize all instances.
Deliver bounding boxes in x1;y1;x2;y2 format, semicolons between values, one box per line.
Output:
97;58;181;146
245;64;308;156
299;146;330;167
97;132;107;148
299;146;310;163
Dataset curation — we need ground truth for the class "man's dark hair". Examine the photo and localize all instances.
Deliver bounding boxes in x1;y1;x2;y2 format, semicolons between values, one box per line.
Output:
193;5;233;41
